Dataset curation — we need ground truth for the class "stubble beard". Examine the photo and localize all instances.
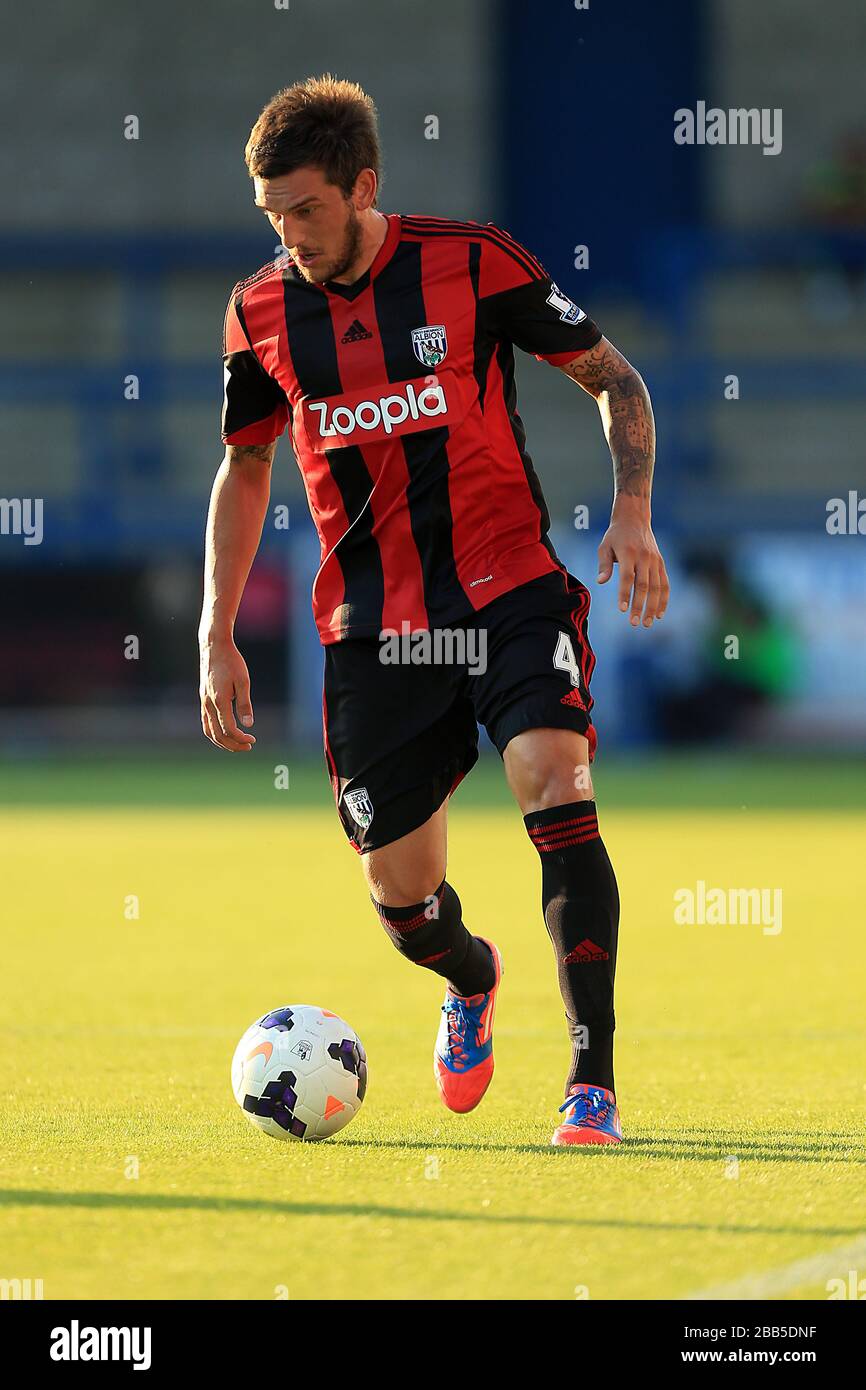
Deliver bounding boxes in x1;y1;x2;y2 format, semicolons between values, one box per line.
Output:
295;204;363;286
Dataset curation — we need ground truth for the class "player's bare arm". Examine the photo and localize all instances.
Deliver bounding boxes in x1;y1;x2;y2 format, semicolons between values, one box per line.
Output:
559;336;670;628
198;441;276;752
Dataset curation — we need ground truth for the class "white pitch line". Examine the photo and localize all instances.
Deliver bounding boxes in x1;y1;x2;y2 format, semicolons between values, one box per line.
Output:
683;1235;866;1301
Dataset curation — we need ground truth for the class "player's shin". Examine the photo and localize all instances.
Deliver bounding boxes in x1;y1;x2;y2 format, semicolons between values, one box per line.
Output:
371;879;495;997
523;801;620;1096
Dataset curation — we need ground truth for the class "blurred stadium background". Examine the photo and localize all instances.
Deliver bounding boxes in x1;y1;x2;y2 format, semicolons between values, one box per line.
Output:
2;0;865;776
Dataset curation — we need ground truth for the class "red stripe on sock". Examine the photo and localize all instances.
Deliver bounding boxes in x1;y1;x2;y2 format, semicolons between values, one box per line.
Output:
528;811;594;828
529;820;599;847
375;884;445;933
530;822;600;845
529;823;599;844
417;949;449;965
531;819;599;836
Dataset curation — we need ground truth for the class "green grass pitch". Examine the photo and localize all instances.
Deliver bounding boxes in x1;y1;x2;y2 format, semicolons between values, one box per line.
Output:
1;754;864;1300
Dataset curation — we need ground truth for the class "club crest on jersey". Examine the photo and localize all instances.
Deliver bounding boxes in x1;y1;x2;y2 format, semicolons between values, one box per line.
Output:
545;283;586;324
411;324;448;367
345;787;374;830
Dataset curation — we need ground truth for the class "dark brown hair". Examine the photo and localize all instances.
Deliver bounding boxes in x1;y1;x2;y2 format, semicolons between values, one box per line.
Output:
244;74;381;202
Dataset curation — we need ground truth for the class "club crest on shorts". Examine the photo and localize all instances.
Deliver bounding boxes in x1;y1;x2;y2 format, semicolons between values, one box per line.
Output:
411;324;448;367
345;787;374;830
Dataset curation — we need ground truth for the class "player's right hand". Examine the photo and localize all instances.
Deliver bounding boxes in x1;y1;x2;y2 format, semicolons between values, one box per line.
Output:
199;637;256;752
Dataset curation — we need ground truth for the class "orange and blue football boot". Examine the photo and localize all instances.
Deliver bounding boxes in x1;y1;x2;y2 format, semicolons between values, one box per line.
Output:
551;1083;622;1146
433;939;503;1113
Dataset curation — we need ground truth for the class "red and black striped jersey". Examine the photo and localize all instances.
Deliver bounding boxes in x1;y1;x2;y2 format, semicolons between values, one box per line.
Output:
221;214;602;643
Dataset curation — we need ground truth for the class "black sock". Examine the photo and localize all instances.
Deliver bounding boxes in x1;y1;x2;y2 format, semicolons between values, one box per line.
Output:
524;801;619;1097
371;879;495;996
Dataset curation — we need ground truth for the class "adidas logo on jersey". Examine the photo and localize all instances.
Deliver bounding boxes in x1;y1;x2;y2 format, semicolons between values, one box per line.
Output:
307;379;448;441
341;318;373;343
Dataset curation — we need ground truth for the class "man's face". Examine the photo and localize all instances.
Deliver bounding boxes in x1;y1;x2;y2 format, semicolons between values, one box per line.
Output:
253;167;363;284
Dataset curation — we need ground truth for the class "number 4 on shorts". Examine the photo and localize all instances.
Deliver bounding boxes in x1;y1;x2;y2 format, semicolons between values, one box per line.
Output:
553;630;581;687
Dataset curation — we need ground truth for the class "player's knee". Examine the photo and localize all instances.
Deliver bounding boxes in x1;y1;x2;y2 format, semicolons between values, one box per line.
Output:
505;729;594;812
519;760;594;814
371;877;468;975
362;855;444;909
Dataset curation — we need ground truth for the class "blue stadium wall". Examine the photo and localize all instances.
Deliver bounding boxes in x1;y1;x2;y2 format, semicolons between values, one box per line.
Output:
497;0;707;295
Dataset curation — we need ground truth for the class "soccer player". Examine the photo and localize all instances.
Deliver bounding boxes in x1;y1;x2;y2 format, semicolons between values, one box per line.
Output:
200;76;669;1145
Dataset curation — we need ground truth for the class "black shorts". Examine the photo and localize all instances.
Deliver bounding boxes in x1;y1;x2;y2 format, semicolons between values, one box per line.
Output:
322;569;597;852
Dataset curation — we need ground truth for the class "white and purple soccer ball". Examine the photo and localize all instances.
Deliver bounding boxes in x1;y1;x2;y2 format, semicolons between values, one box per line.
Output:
231;1005;367;1142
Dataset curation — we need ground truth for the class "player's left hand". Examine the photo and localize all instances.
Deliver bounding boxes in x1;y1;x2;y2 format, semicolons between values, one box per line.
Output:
597;509;670;628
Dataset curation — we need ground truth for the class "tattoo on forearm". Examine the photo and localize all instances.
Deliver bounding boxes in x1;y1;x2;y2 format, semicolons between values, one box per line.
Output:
603;371;654;498
561;339;655;500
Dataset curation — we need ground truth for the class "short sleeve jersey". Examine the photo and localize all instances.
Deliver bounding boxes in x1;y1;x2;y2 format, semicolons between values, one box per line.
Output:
222;215;602;642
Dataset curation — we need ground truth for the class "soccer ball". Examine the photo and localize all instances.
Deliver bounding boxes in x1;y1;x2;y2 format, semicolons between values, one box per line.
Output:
231;1005;367;1142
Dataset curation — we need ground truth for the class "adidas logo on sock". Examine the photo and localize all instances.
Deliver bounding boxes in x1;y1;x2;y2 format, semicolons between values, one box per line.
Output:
341;318;373;343
562;938;609;964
